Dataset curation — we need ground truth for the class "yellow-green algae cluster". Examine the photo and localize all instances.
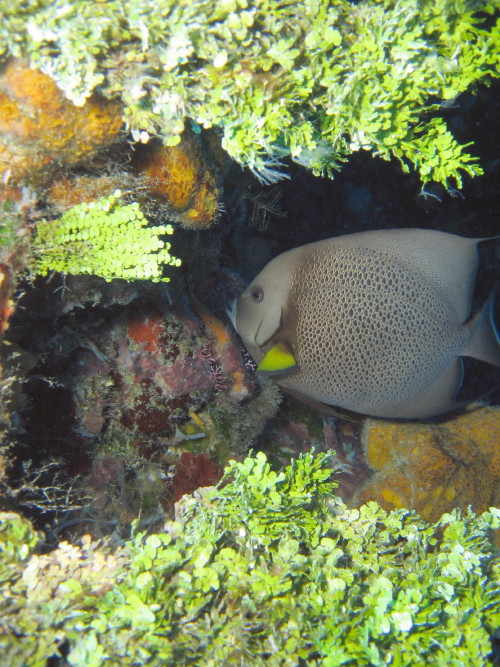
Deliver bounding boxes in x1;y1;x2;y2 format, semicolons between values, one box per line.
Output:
31;191;181;283
0;0;499;188
1;452;499;666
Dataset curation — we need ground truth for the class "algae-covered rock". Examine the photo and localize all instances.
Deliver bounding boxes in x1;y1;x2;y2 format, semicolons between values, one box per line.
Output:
0;452;499;666
1;0;499;189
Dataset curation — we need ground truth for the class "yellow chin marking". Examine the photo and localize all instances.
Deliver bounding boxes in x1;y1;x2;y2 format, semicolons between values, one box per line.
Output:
257;342;298;374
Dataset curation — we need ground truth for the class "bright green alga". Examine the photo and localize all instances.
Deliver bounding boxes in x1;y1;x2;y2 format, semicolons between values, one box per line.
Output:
31;191;181;282
0;0;499;189
0;451;499;666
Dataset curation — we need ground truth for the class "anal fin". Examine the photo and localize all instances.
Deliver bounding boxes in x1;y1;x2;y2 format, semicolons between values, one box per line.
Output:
279;385;358;422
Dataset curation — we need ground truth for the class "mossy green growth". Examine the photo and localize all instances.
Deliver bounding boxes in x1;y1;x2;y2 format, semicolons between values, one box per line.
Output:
0;202;24;251
31;190;181;282
0;0;499;189
0;450;499;666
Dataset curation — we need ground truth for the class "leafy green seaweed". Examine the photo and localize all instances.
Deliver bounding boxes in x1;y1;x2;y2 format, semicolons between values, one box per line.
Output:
1;0;499;188
1;451;499;666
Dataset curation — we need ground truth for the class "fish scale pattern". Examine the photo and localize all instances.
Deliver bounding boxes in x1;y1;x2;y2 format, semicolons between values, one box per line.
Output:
284;245;465;414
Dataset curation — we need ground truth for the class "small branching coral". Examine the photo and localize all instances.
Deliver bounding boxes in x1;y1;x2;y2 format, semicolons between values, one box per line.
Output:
30;190;181;283
0;451;499;666
0;0;499;189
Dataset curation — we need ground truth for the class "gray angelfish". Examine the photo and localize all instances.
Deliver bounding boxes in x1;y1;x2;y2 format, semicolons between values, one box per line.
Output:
229;228;500;419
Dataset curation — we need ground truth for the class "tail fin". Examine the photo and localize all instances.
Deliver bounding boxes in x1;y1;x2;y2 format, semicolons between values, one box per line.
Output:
463;291;500;366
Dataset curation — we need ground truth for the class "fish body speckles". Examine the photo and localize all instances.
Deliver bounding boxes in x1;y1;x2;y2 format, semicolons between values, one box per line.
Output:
232;229;500;419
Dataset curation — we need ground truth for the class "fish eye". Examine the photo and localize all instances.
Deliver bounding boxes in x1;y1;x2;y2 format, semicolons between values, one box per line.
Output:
251;287;264;302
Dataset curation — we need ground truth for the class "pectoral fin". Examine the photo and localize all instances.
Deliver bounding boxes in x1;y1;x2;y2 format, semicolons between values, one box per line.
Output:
256;342;299;376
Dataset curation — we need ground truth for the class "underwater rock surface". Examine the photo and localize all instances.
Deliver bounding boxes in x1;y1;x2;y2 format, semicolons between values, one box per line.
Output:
355;405;500;522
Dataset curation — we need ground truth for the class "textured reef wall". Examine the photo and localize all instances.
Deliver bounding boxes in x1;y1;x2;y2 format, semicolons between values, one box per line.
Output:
0;1;499;665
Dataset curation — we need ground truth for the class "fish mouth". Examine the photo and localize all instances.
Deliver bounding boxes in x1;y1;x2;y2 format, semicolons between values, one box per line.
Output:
225;298;238;330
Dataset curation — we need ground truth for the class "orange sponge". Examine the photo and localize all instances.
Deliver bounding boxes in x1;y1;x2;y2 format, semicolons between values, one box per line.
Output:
0;60;123;186
134;128;220;229
355;406;500;522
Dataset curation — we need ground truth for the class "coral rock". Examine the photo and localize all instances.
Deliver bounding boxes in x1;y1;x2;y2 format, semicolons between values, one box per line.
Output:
172;451;224;503
127;312;166;356
0;263;13;334
118;309;217;436
191;295;252;401
354;406;500;521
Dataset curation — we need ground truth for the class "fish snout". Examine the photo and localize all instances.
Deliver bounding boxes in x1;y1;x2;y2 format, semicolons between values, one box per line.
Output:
226;298;238;331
